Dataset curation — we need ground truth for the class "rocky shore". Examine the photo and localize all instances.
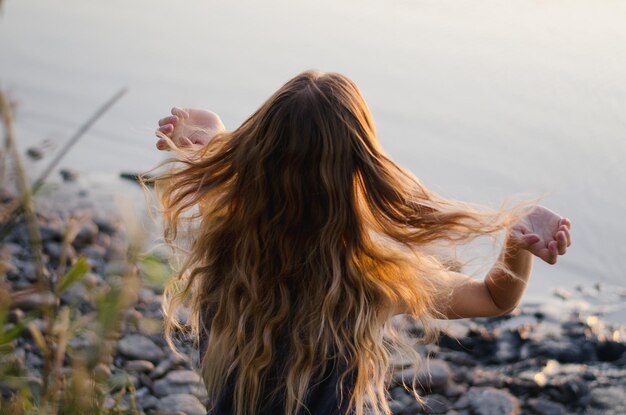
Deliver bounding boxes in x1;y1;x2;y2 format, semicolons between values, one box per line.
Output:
1;186;625;415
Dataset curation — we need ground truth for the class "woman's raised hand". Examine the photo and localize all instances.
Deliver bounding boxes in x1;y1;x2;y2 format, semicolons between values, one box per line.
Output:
510;206;572;265
156;107;225;151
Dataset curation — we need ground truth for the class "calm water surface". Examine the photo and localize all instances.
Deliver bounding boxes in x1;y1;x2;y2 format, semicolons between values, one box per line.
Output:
1;0;625;315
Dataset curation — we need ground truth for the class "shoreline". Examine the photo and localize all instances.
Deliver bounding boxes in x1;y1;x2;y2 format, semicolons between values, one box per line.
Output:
1;181;624;414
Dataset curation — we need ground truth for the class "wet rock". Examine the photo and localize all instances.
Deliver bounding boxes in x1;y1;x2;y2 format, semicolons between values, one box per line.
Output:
465;387;520;415
117;334;164;363
156;393;206;415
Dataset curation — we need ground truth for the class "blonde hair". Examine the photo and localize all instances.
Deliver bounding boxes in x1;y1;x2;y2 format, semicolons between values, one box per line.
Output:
152;71;521;415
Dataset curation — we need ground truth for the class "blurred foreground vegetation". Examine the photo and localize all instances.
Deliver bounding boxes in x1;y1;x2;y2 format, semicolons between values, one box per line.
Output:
0;90;171;414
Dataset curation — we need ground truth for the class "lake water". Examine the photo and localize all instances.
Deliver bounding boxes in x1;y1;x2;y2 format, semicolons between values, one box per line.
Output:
1;0;625;319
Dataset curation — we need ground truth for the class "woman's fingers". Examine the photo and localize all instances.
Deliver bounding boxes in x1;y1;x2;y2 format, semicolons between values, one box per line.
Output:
158;115;178;126
556;231;568;255
171;107;189;119
156;138;170;151
519;233;540;248
560;224;571;247
158;124;174;135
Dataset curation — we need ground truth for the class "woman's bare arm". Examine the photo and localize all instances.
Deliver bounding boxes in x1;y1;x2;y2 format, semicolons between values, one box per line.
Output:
438;207;571;319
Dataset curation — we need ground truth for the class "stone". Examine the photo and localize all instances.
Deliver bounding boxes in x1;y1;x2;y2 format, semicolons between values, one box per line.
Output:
153;370;207;400
125;360;155;373
545;375;591;406
117;334;164;363
467;368;504;388
150;357;174;379
81;244;107;261
388;399;407;415
417;360;451;391
26;147;44;160
139;394;159;410
495;331;521;363
59;168;79;182
526;398;566;415
596;341;626;362
73;221;99;247
420;393;450;414
521;339;595;364
93;363;111;382
394;359;451;392
156;393;206;415
93;217;117;235
590;386;626;413
39;224;63;242
466;387;520;415
443;382;466;398
18;261;39;283
43;241;63;260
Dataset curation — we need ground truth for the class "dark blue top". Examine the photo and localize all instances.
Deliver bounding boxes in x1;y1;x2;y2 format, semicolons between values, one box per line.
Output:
199;327;355;415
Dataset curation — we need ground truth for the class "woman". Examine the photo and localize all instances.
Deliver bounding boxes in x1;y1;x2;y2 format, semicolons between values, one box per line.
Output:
152;70;571;415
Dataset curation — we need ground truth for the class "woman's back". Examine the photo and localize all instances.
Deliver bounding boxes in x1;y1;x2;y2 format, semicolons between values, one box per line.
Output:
199;326;354;415
152;70;571;415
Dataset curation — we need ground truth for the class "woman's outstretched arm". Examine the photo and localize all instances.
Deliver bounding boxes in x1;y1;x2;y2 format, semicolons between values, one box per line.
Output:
439;206;572;319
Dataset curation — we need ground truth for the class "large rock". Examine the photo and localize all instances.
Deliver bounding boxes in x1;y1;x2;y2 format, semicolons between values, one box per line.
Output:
156;393;206;415
117;334;164;363
465;387;520;415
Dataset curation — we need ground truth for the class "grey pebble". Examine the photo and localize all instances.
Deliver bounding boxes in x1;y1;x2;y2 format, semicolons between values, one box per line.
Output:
117;334;164;363
466;387;520;415
125;359;155;373
153;369;207;400
156;393;206;415
526;398;566;415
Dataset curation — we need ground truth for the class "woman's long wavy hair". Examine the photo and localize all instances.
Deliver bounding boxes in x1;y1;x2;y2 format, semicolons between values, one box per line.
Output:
153;71;524;415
